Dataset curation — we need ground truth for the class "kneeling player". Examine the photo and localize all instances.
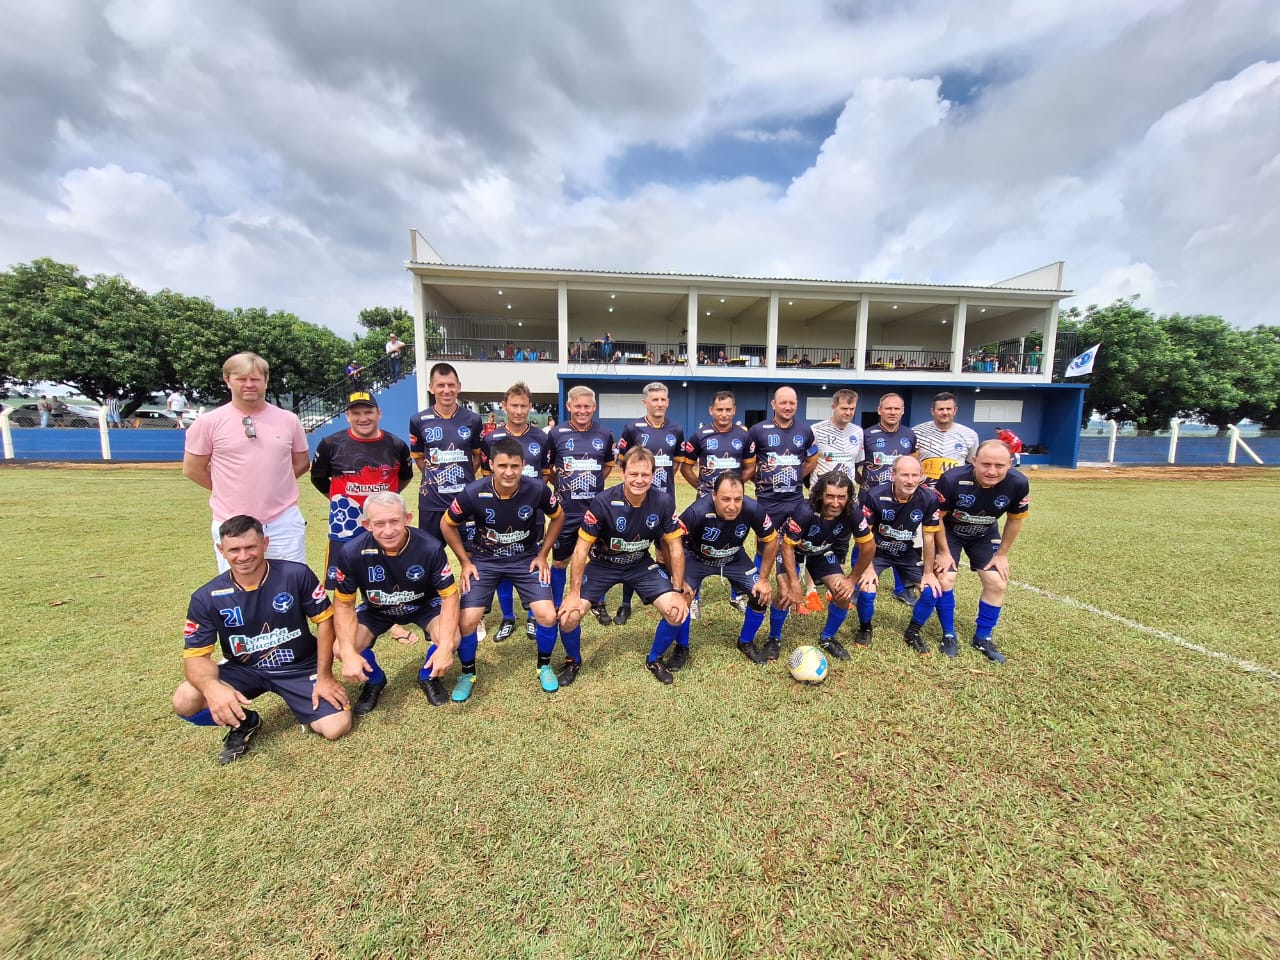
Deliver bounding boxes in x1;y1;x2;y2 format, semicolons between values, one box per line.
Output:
441;437;566;697
677;472;778;666
173;515;352;765
331;492;461;710
854;455;944;655
779;473;876;662
558;448;690;685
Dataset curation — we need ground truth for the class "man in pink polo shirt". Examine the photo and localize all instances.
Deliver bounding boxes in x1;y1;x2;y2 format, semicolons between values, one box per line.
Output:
183;352;312;572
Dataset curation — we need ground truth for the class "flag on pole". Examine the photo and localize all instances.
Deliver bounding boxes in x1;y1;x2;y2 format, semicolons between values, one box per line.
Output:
1065;343;1101;377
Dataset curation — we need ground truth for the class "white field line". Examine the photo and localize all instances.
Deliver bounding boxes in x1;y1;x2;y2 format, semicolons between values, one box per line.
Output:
1011;580;1280;683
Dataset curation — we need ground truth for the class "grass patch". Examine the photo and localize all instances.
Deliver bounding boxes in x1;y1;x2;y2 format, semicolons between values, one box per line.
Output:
1;467;1277;959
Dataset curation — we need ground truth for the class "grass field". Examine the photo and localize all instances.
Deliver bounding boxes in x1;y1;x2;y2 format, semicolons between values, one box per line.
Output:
1;466;1277;959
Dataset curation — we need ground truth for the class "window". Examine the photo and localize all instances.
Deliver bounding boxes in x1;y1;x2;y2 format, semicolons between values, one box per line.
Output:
973;399;1023;423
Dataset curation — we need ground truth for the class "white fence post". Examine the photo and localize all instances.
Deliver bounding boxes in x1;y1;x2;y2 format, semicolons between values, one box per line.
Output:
1168;418;1181;464
98;408;112;461
0;406;13;459
1106;419;1118;464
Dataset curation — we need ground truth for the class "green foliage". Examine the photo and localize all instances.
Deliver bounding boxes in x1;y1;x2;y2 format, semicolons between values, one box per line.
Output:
350;305;441;372
0;258;356;410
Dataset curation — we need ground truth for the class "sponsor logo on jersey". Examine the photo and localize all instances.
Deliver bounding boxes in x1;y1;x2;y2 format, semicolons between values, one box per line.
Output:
273;592;294;613
584;510;598;526
368;588;427;605
311;582;327;602
183;619;199;638
229;626;303;656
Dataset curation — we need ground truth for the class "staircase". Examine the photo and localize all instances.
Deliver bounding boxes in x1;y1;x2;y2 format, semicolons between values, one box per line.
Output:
294;351;415;433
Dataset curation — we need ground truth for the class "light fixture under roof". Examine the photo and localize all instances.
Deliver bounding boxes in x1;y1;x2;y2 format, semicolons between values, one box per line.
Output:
497;289;503;295
980;307;987;313
610;293;616;299
719;297;725;303
787;300;794;306
705;310;711;316
892;304;898;309
608;306;614;312
941;319;948;324
518;321;523;326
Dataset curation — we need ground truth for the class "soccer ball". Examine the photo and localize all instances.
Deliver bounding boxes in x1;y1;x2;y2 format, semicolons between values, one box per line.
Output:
787;645;828;684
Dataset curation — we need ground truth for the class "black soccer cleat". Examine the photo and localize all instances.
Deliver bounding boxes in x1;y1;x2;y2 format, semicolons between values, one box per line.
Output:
353;679;387;716
761;638;781;662
893;585;921;606
853;623;873;648
939;633;959;658
418;675;449;706
738;640;767;666
590;603;613;626
646;658;675;685
613;603;632;626
903;624;930;657
217;710;262;765
494;619;517;643
557;658;582;686
972;635;1007;664
665;644;689;672
820;637;851;661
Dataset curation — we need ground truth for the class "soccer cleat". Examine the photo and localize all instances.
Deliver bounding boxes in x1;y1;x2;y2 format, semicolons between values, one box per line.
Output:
590;603;613;626
450;673;476;702
418;675;449;706
537;664;560;693
217;711;261;765
614;603;632;626
939;634;959;658
738;640;767;666
903;624;930;657
761;637;782;662
853;624;873;648
352;679;387;716
820;637;851;661
494;619;517;643
689;598;701;621
893;585;922;606
730;595;749;615
525;617;537;639
972;636;1007;664
476;621;488;643
646;659;675;685
557;658;581;686
665;644;689;672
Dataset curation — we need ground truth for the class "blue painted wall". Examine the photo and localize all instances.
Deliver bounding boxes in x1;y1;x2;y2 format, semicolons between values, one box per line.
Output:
306;377;422;454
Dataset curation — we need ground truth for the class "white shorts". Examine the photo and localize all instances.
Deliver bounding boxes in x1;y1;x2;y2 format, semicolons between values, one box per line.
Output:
211;503;308;573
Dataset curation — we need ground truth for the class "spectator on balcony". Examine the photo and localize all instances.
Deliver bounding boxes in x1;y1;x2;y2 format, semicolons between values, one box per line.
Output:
799;354;812;368
600;332;616;361
697;349;709;365
504;340;515;360
385;333;405;382
514;347;527;362
1026;349;1042;374
644;349;655;364
716;351;728;366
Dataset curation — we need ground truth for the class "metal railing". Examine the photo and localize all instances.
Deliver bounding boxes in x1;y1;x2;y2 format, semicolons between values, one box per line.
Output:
294;350;416;433
863;348;954;371
960;351;1045;374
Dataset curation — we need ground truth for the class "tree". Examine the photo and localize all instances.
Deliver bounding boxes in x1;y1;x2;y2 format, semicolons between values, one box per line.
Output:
1229;326;1280;429
350;306;441;373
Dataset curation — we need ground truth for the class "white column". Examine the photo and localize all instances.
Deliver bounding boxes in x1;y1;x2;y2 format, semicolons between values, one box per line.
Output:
951;299;967;372
766;291;779;370
412;276;428;410
1041;302;1059;380
687;288;699;368
557;281;569;370
854;295;869;373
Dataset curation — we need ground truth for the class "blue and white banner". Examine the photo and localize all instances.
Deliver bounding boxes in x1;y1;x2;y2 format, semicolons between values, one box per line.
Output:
1064;343;1101;377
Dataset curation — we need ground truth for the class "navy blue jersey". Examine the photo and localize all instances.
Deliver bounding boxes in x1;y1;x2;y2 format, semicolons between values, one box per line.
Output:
858;483;941;564
679;493;776;567
445;475;563;559
578;485;681;566
748;419;816;507
333;528;459;618
861;425;917;489
616;419;685;495
783;502;874;562
184;560;332;673
547;422;616;516
408;406;484;511
480;423;550;478
936;465;1031;539
679;424;756;496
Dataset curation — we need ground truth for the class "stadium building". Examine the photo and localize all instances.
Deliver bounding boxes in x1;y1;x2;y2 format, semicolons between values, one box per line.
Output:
404;230;1085;467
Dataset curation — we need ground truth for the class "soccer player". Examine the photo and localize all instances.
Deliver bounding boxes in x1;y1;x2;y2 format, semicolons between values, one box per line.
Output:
912;391;980;487
811;388;862;483
611;381;685;624
440;438;566;697
480;382;552;642
679;390;756;497
330;492;461;712
172;515;352;765
310;391;414;593
748;386;817;598
408;363;484;534
861;391;920;605
545;385;616;683
778;472;876;663
183;352;311;571
854;455;944;655
932;439;1030;663
558;448;689;685
676;473;778;667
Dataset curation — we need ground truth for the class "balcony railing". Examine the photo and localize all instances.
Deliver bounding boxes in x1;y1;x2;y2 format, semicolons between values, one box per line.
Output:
961;351;1045;374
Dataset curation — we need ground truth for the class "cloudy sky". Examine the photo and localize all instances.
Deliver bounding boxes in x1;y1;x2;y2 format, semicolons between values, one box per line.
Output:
3;0;1278;336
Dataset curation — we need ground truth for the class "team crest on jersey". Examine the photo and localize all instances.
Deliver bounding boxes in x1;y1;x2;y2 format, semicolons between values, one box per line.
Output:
407;564;425;581
793;435;805;447
910;509;924;522
735;524;748;539
994;495;1010;509
457;426;472;440
592;437;605;451
900;437;912;449
731;438;743;450
272;592;294;613
646;514;659;529
517;505;534;520
183;619;199;638
529;443;541;456
311;582;327;602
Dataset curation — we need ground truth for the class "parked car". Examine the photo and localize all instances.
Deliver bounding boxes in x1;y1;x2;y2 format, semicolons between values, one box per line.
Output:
129;408;182;429
4;401;100;428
